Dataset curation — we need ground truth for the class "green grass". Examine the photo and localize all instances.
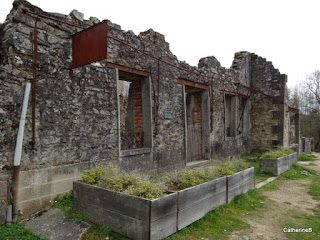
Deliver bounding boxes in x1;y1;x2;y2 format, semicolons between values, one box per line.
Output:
81;225;111;240
167;188;267;239
51;193;89;222
242;156;274;183
0;224;46;240
298;154;318;162
280;164;318;180
283;175;320;240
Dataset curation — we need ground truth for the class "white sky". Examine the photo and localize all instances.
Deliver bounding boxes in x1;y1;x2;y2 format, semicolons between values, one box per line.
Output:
1;0;320;88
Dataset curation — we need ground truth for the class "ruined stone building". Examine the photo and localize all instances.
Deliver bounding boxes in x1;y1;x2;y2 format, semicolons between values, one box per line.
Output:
0;1;300;222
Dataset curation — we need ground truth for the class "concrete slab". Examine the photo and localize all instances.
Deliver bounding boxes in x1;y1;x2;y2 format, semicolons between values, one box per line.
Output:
255;177;278;189
24;208;89;240
297;161;311;165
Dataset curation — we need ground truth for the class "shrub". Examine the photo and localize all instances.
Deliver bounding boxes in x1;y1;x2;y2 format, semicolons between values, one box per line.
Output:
81;166;106;185
212;159;249;176
166;168;216;190
261;147;294;159
81;164;165;200
165;159;249;190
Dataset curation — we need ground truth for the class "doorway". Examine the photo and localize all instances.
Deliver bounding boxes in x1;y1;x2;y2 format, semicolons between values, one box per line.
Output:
184;85;210;163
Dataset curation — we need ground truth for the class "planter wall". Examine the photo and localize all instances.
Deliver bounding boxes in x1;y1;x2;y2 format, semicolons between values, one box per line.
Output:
227;167;255;203
260;152;297;175
177;176;227;230
73;168;256;239
73;182;178;240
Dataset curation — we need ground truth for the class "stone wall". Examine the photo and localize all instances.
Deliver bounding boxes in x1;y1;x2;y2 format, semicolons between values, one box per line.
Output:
0;171;8;224
250;54;287;151
0;0;293;220
301;137;312;154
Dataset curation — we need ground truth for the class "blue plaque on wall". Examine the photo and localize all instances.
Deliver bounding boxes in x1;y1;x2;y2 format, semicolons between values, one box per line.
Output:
163;109;173;120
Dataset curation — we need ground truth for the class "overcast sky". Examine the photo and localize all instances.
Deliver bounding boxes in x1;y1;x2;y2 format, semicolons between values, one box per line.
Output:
1;0;319;88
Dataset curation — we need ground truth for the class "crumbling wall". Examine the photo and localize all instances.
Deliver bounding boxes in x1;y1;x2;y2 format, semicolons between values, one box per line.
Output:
0;0;291;220
250;54;287;151
197;52;251;159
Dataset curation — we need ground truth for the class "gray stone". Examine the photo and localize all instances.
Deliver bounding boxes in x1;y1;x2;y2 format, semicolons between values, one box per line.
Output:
70;9;84;22
0;0;299;220
24;208;89;240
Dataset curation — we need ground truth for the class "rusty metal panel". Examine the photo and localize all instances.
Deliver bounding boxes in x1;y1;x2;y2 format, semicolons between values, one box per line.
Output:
72;20;108;68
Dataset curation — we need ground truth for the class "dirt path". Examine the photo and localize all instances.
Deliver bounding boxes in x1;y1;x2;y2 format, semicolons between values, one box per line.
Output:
304;153;320;172
229;153;320;240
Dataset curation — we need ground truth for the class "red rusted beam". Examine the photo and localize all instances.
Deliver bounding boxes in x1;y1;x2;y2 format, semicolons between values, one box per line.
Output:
32;18;38;149
288;107;299;114
12;165;20;221
106;62;150;76
178;78;209;90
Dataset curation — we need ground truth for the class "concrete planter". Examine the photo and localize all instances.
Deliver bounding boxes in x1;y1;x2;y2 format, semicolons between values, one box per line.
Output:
73;182;178;240
176;176;227;230
227;167;255;203
260;152;297;175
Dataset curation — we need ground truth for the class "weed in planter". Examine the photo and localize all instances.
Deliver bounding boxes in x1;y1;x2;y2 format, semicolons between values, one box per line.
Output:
212;159;250;176
81;164;166;200
124;181;166;199
0;224;46;240
165;159;249;190
81;166;107;185
165;168;216;190
261;147;294;159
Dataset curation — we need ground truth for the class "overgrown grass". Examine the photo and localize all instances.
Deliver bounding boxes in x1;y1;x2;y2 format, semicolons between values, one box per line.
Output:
283;174;320;240
298;154;318;162
0;224;46;240
280;164;318;180
81;164;166;199
52;193;89;222
167;188;267;239
81;225;111;240
165;159;249;190
261;147;294;159
242;155;274;183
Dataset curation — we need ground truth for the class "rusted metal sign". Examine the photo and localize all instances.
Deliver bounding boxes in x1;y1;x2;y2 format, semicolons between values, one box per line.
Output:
72;20;108;68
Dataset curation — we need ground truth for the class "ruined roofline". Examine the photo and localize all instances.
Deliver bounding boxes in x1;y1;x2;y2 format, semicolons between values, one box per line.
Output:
250;52;285;76
9;0;252;77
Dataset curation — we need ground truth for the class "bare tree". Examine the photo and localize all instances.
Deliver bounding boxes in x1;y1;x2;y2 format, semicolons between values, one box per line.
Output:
306;70;320;111
297;70;320;150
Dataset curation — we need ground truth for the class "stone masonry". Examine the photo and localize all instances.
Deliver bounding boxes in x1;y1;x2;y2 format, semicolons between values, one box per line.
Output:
0;0;299;221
